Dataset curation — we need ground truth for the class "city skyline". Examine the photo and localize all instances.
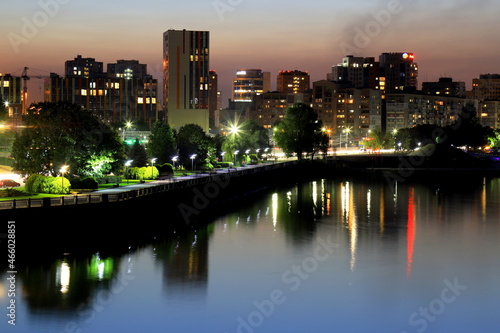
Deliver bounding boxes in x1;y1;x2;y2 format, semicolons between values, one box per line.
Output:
1;0;499;105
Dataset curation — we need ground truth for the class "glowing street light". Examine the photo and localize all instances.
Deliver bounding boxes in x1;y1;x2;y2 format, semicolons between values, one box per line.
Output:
60;165;69;193
343;128;352;149
172;156;178;170
234;150;239;166
150;158;157;179
190;154;197;171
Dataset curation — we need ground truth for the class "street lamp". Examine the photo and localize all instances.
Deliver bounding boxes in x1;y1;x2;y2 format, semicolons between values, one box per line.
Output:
172;156;178;170
343;128;351;149
234;150;239;166
60;165;69;193
125;160;133;184
150;158;157;179
190;154;197;171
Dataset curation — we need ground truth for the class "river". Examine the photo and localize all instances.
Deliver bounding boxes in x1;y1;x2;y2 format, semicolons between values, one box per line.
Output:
1;175;499;332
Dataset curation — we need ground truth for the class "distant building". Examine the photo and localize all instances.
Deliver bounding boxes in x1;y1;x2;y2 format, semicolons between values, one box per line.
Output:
249;91;313;129
471;74;500;101
312;80;381;137
385;93;465;131
232;69;271;102
0;73;23;122
65;55;105;78
45;55;158;125
478;100;500;128
379;52;418;93
163;29;210;131
208;70;218;131
328;56;379;89
276;70;310;94
422;77;466;98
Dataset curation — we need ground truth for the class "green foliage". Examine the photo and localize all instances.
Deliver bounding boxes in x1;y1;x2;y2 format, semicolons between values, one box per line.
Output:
96;176;122;184
157;163;174;175
126;166;158;180
128;139;148;167
71;177;98;190
11;102;125;177
147;120;177;164
25;174;44;193
141;166;159;180
273;103;327;160
362;129;393;150
25;174;70;194
176;124;216;169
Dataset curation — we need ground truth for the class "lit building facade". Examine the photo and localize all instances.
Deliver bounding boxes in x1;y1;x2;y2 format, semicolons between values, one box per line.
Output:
422;77;466;98
385;93;466;131
0;74;23;121
45;56;158;125
249;91;312;129
232;69;271;102
276;70;310;94
163;29;210;131
379;52;418;93
471;74;500;101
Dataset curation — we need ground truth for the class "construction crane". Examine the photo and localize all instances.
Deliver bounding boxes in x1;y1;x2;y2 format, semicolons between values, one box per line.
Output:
19;67;51;113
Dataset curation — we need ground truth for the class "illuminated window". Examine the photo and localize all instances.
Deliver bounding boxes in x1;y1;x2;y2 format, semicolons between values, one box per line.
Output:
138;97;144;104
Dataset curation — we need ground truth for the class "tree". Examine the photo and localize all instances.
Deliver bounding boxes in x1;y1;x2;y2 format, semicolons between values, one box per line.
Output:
362;129;393;150
444;105;496;148
273;103;326;160
147;120;176;164
128;139;148;167
176;124;215;170
11;102;125;177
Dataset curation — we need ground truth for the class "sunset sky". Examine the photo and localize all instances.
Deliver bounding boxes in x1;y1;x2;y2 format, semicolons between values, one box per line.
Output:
1;0;498;105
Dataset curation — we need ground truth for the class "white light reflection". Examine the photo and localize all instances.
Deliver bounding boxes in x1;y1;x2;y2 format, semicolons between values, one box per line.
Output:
312;181;318;209
367;189;371;220
57;262;70;293
272;193;278;230
286;191;292;212
97;262;105;280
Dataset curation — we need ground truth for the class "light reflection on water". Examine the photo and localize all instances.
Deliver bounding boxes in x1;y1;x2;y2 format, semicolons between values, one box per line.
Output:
1;177;499;333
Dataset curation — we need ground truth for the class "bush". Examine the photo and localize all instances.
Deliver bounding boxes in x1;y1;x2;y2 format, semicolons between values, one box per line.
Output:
141;166;159;180
215;162;233;168
158;163;174;175
71;177;98;190
25;174;70;194
25;174;44;193
96;176;122;184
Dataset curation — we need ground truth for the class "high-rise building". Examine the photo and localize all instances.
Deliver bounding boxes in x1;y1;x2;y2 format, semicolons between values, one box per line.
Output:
276;70;310;94
46;56;158;125
163;29;210;131
208;70;218;131
65;55;105;78
232;69;271;102
0;73;23;122
471;74;500;101
379;52;418;93
328;56;379;89
422;77;466;98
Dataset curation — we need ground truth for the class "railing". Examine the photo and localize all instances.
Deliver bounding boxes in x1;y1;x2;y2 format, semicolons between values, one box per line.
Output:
0;161;298;210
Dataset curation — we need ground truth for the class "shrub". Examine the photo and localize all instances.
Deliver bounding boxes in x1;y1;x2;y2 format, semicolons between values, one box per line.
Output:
25;174;70;194
71;177;98;189
25;174;44;193
215;162;233;168
141;166;159;180
96;176;122;184
158;163;174;175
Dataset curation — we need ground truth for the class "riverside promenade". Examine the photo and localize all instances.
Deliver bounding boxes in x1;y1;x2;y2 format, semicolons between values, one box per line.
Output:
0;161;298;211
